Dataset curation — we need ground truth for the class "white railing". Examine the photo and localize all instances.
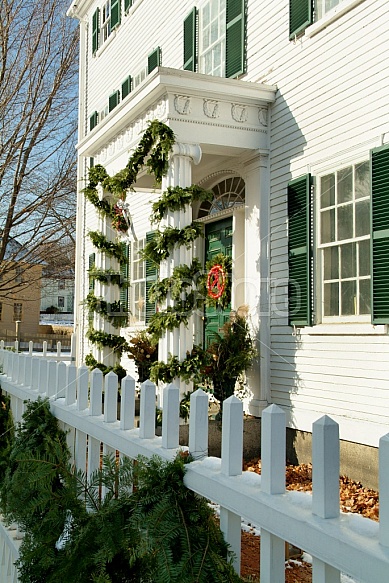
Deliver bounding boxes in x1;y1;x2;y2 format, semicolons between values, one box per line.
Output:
1;348;389;583
0;335;76;363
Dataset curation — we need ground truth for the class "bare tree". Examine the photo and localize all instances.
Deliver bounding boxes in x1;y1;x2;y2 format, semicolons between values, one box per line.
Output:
0;0;79;298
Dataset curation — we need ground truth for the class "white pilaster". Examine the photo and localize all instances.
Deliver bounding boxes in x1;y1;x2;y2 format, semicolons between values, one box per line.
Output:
243;152;270;416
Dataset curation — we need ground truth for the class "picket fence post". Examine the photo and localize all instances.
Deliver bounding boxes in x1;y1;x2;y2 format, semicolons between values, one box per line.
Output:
56;361;67;399
312;415;341;583
260;404;286;583
379;433;389;547
65;364;77;406
189;388;209;460
77;365;89;411
120;375;135;430
162;383;179;449
139;380;156;439
220;395;243;575
24;355;32;387
47;360;57;397
38;359;48;395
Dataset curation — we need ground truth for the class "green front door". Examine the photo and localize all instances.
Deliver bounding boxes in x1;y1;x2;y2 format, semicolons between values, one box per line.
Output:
204;217;233;347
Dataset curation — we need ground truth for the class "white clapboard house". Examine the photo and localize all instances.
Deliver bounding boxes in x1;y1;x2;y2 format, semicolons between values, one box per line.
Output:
68;0;389;463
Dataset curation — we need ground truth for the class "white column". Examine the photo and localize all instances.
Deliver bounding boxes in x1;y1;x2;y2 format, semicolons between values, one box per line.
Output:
243;152;270;416
158;143;202;399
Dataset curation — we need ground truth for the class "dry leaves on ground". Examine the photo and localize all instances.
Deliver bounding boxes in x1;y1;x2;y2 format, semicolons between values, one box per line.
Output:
239;460;379;581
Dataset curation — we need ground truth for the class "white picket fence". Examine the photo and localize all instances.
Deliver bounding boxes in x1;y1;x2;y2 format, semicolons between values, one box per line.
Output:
0;336;75;362
0;348;389;583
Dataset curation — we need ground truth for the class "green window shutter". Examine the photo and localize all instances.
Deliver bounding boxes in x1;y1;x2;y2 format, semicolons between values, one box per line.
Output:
183;8;197;71
92;8;100;54
148;47;161;75
226;0;245;78
289;0;313;40
288;174;313;327
120;244;130;312
145;231;157;323
110;0;121;30
88;253;96;292
124;0;133;11
89;111;98;131
371;145;389;324
121;75;132;100
109;90;120;112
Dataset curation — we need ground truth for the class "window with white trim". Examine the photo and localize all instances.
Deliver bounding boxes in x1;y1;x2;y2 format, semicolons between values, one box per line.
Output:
101;1;112;43
318;161;370;321
131;239;146;324
199;0;226;77
316;0;342;20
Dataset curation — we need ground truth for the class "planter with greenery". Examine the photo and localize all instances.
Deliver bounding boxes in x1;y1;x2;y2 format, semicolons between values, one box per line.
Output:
127;330;158;383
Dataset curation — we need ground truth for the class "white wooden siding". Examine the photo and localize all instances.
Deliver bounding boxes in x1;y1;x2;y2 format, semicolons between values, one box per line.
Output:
75;0;389;444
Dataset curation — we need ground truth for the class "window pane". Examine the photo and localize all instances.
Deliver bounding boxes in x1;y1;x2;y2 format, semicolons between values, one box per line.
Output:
203;27;210;49
337;167;353;204
355;200;370;237
321;209;335;243
202;3;210;26
341;280;357;315
359;279;371;315
355;161;370;199
341;242;356;279
324;282;339;316
214;42;222;67
211;0;218;20
321;174;335;208
338;204;353;240
211;18;218;43
323;246;339;280
359;239;370;277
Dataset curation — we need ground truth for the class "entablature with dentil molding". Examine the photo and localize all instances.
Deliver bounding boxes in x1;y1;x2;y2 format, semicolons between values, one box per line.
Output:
77;67;277;167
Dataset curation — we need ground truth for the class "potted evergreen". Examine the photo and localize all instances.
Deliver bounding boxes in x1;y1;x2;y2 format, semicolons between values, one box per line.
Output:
204;314;256;411
127;331;158;383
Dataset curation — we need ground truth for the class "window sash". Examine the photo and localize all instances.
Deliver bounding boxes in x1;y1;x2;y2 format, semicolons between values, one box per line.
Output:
318;162;371;321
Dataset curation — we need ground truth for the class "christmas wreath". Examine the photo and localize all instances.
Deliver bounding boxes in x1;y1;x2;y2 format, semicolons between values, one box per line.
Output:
204;253;232;309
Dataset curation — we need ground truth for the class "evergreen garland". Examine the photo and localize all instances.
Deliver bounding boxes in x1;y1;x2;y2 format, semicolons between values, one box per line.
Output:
151;185;213;223
84;354;127;381
84;292;128;328
149;258;203;303
86;327;129;354
141;222;203;266
87;266;123;287
88;231;127;263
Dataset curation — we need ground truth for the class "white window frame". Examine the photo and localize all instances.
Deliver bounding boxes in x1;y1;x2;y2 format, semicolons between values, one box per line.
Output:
101;0;112;43
307;0;366;37
317;159;371;324
130;239;146;325
198;0;226;77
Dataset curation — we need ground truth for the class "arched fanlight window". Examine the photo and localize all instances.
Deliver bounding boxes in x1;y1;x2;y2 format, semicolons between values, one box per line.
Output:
198;176;245;218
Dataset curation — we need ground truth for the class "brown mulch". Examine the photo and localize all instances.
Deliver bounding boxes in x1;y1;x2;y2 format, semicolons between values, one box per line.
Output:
238;460;379;581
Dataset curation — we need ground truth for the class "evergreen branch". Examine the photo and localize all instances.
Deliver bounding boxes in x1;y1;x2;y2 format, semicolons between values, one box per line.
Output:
84;292;128;328
149;259;203;303
86;327;129;353
88;231;126;262
141;223;203;266
151;185;213;223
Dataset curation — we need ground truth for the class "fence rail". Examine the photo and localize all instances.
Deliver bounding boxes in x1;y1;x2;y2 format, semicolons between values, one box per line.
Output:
0;335;75;362
0;348;389;582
